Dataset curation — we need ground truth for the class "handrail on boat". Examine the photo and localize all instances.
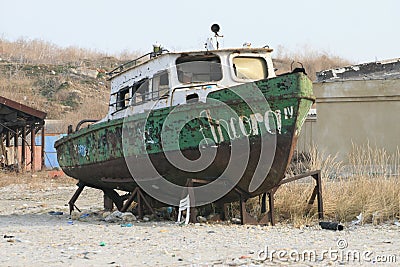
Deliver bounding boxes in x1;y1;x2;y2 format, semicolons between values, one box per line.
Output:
107;49;169;76
76;119;99;132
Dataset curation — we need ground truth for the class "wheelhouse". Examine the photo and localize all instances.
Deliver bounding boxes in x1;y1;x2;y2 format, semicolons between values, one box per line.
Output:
104;48;275;121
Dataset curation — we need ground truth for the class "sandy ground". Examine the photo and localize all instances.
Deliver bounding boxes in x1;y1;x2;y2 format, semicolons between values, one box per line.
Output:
0;182;399;267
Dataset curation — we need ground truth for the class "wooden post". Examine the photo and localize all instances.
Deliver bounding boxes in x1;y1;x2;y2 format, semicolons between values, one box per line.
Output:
267;190;276;226
6;131;11;147
13;129;19;171
30;125;36;172
21;126;26;171
314;171;324;219
41;125;45;170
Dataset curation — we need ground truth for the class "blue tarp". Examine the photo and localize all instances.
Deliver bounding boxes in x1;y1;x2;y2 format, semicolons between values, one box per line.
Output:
35;134;66;169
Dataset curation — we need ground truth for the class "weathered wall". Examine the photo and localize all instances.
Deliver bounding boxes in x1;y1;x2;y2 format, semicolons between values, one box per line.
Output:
312;79;400;162
296;117;316;153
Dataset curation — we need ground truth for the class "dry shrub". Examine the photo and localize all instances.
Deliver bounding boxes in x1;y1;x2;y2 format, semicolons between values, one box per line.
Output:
274;44;352;81
348;142;400;177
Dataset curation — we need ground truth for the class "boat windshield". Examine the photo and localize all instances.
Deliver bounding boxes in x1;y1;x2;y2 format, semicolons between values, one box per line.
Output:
176;54;222;83
233;56;268;80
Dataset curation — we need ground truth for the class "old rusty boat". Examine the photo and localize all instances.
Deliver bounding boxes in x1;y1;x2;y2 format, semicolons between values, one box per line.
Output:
55;25;315;213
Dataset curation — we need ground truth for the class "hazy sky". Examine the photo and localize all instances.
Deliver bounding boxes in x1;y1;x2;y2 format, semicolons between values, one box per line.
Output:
1;0;399;63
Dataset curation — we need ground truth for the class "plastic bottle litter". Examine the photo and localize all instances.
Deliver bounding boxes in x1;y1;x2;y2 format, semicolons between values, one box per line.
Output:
67;219;74;225
121;223;133;227
99;241;106;246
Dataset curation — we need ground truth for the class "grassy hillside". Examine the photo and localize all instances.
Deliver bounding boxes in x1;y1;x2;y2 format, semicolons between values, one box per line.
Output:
0;38;140;129
0;38;350;130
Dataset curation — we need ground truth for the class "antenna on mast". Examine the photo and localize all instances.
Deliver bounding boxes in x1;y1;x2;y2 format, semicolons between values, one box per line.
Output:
211;24;223;50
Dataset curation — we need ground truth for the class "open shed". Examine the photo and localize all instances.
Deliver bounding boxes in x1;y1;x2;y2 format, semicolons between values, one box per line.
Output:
0;96;47;171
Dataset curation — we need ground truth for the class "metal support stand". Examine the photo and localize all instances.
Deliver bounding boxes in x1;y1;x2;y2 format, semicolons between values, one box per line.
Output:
268;170;323;225
102;188;124;211
68;183;85;215
120;187;155;219
235;170;323;225
234;186;259;225
68;181;156;218
103;194;114;211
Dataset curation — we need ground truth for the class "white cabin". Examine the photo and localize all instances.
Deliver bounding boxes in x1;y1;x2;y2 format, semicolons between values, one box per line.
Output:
102;48;276;121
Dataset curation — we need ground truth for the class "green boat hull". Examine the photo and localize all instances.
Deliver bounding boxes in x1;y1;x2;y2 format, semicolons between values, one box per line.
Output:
55;72;314;203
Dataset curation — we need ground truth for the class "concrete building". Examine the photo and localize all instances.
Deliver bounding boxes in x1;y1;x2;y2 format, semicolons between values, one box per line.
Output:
297;58;400;167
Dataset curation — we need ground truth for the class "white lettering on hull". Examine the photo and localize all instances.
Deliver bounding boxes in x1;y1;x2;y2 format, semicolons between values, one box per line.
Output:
200;107;293;144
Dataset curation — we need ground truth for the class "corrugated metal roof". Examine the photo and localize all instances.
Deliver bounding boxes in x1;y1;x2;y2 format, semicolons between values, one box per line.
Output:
0;96;46;134
316;58;400;82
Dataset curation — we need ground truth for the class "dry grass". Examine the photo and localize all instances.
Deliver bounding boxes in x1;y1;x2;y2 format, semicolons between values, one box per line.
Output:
271;176;400;226
236;144;400;226
0;37;132;123
0;170;75;189
0;37;138;66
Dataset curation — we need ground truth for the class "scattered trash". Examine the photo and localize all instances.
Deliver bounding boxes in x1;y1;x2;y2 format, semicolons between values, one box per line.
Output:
239;255;251;259
99;241;106;246
48;211;63;215
207;214;221;221
231;218;241;224
80;213;90;218
394;220;400;226
351;213;363;225
143;216;150;222
104;211;137;223
102;211;111;219
120;223;132;227
67;219;74;225
319;221;344;231
197;216;207;223
104;211;123;222
3;235;14;238
121;213;136;222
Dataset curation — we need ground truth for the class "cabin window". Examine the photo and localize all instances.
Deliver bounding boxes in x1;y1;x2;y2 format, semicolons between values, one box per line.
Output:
152;71;169;99
176;54;222;83
116;87;130;110
132;79;150;105
233;57;268;80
